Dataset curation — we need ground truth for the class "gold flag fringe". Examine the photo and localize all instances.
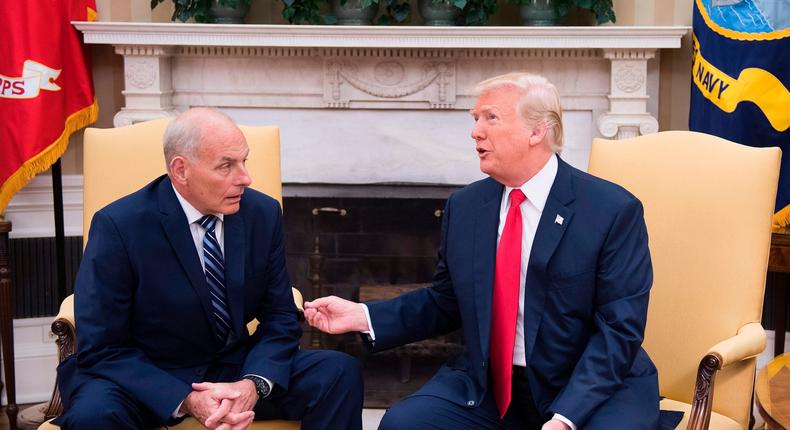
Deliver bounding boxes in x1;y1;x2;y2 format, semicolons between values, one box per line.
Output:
0;98;99;215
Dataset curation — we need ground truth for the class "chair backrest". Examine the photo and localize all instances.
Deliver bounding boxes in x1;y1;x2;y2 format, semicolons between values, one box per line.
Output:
588;131;780;428
83;118;281;246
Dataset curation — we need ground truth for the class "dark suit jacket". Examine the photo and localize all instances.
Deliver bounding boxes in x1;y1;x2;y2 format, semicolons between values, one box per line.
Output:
367;156;659;427
57;175;301;423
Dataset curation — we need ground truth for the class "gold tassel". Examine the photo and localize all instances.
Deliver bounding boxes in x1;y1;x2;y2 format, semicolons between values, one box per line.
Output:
0;98;99;214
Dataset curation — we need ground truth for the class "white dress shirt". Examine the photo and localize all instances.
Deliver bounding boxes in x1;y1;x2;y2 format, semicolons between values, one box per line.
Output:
171;187;271;417
497;156;574;430
173;186;225;260
499;154;557;369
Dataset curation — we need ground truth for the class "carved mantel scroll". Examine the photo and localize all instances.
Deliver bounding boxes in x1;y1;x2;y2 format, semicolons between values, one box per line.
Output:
323;53;456;109
114;45;179;126
597;48;660;139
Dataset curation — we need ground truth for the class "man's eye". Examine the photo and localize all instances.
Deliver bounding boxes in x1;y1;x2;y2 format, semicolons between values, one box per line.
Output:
487;114;497;121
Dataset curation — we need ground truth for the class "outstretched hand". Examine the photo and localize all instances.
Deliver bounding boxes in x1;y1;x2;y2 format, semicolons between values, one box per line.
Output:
303;295;370;334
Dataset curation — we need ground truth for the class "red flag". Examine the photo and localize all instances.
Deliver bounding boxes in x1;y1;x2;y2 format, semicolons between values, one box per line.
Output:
0;0;98;213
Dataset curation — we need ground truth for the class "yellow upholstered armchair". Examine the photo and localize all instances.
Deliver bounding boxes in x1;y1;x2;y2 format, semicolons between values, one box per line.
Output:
588;131;780;430
40;118;301;430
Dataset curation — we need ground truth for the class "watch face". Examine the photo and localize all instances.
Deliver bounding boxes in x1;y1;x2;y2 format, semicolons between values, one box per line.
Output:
257;379;270;397
245;376;269;398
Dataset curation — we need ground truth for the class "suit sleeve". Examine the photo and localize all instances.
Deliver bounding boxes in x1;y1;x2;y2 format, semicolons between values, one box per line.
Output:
75;211;191;422
241;202;301;389
549;197;653;426
366;195;462;351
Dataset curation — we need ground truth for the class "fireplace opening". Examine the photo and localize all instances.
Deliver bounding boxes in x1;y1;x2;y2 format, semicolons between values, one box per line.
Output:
282;188;464;407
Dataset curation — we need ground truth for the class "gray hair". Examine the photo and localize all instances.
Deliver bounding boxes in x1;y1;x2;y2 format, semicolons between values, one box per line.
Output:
163;108;236;171
474;73;564;152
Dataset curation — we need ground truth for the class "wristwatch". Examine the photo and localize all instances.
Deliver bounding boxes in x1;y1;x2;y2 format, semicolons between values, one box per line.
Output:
243;375;271;399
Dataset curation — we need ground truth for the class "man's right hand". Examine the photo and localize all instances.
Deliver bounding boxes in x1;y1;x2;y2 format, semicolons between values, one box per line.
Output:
303;296;370;334
181;385;253;430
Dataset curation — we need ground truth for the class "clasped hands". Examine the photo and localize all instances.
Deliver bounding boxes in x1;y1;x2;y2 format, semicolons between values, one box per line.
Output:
181;379;258;430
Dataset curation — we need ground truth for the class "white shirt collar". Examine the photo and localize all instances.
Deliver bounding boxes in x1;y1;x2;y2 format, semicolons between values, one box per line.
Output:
171;184;224;224
503;154;558;212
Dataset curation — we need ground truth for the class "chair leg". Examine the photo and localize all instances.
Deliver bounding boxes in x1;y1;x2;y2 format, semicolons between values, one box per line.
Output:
773;272;788;357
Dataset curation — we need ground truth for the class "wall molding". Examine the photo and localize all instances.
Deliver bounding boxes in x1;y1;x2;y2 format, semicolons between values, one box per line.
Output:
1;317;59;404
72;23;686;185
73;22;688;50
4;175;83;239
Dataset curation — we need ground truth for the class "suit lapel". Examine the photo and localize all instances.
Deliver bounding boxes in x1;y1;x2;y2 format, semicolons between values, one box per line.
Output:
524;156;575;363
157;178;216;328
223;213;245;341
473;178;504;363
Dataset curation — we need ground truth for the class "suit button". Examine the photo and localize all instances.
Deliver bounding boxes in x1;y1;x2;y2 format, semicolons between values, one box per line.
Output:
481;361;486;368
196;367;206;375
467;400;475;406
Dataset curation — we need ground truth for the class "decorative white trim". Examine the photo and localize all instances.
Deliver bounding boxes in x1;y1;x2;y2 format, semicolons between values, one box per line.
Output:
0;317;59;404
600;48;659;139
3;175;83;239
114;108;180;127
72;23;686;184
73;22;688;49
597;112;659;139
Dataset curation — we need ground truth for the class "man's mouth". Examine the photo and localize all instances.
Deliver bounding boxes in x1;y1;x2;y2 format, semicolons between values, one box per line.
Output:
477;147;489;157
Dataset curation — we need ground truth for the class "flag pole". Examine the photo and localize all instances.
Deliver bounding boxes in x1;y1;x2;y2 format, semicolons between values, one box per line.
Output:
0;214;18;430
51;160;67;303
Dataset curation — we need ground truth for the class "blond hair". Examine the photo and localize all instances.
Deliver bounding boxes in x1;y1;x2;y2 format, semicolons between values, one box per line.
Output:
474;73;564;152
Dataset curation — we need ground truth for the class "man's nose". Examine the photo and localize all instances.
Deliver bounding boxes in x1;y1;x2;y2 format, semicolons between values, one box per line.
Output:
236;165;252;187
471;121;485;141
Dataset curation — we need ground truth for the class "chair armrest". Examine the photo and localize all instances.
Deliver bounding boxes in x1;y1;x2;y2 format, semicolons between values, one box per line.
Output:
45;294;76;420
706;322;766;368
52;294;76;363
685;322;767;430
292;287;305;316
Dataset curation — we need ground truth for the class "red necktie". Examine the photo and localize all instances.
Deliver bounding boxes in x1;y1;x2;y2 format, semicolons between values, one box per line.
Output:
490;188;526;418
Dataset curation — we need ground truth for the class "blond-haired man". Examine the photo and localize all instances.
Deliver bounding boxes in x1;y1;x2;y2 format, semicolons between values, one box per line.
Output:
305;73;664;429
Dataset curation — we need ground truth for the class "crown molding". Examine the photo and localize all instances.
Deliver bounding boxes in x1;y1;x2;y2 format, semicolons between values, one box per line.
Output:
73;22;688;50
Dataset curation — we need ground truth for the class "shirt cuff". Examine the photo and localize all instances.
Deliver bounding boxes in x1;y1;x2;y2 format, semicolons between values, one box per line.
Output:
360;303;376;340
173;401;186;418
552;413;576;430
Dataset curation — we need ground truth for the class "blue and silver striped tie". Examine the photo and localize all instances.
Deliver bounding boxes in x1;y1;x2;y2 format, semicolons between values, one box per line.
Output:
198;215;231;342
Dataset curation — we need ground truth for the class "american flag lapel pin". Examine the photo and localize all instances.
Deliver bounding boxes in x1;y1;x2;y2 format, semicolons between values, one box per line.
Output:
555;214;564;225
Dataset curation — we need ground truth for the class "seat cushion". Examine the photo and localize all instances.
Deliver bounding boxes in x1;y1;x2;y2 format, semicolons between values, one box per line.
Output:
39;418;300;430
660;398;742;430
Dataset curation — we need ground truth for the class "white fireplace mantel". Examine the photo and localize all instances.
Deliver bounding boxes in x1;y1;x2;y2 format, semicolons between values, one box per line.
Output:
75;22;685;49
74;22;688;186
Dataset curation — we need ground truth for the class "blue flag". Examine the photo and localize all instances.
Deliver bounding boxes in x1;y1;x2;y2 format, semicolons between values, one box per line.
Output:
689;0;790;218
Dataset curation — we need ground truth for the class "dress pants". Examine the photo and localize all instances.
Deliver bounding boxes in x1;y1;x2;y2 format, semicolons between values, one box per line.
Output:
57;349;363;430
379;366;548;430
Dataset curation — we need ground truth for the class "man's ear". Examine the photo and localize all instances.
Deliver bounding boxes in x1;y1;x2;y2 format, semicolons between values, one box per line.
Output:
169;156;189;185
528;123;549;147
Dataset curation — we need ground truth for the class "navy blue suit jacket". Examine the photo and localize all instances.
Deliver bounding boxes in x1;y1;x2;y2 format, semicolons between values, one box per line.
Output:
367;157;659;427
57;175;301;423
